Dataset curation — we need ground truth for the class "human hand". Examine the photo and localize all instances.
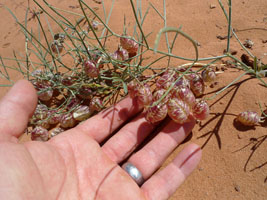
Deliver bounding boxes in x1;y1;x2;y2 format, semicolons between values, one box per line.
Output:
0;80;201;200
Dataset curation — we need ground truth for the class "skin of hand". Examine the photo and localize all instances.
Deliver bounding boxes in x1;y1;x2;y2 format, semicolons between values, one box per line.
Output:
0;80;202;200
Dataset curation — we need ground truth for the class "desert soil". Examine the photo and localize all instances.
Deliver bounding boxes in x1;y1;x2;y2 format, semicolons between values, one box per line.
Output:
0;0;266;199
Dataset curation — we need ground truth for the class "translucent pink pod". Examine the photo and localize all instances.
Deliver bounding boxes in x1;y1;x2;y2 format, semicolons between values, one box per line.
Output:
167;98;190;124
84;60;99;78
66;97;81;111
236;111;261;126
31;126;49;142
127;80;139;98
153;88;169;104
193;100;209;120
73;105;91;121
145;103;168;124
78;86;93;100
50;127;65;138
186;73;205;97
171;86;196;108
33;104;48;120
89;97;103;112
111;47;129;66
47;110;62;125
156;70;176;89
136;84;153;107
120;36;139;54
60;113;76;128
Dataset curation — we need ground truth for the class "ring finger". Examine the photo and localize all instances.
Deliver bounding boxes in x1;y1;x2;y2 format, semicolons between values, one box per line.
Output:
125;117;195;180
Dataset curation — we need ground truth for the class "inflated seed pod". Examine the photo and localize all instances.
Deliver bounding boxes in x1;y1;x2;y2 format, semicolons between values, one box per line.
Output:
33;104;48;120
36;119;50;129
186;73;205;97
31;126;49;142
120;36;139;54
153;88;169;104
201;67;216;83
236;111;261;126
78;86;93;100
174;76;191;89
38;88;53;102
172;86;196;108
73;105;91;121
193;100;209;120
145;103;168;124
33;80;54;102
66;97;81;111
112;47;129;66
84;60;99;78
156;70;176;89
89;97;103;112
47;110;61;125
50;127;65;138
127;80;139;98
167;98;190;124
62;76;76;86
60;113;76;128
51;40;63;53
136;84;153;107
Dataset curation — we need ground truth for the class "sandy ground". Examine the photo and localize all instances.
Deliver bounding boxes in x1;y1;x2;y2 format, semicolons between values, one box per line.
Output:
0;0;266;199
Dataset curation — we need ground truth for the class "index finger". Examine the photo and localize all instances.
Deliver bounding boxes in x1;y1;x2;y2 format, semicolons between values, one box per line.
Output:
76;96;142;143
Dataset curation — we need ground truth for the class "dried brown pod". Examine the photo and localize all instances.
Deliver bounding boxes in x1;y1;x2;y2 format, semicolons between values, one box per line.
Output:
51;40;63;53
201;67;216;83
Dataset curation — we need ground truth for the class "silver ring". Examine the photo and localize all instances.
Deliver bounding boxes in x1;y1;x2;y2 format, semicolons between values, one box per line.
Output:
122;162;144;186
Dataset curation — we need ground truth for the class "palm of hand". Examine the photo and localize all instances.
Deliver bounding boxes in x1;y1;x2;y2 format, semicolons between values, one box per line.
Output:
0;80;201;200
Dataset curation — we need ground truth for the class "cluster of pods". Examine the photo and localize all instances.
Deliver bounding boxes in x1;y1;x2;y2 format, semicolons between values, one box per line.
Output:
128;68;215;124
30;35;139;141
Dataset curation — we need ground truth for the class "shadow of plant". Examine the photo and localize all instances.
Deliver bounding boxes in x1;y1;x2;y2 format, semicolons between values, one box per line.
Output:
197;77;253;149
232;134;267;183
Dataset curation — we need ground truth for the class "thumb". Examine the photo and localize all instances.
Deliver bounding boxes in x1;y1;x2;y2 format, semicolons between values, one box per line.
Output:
0;80;37;142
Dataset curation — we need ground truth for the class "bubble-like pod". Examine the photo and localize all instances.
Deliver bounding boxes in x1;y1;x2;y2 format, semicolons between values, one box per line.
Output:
171;86;196;108
136;84;153;107
167;98;190;124
193;100;209;120
120;36;139;54
84;60;99;78
186;73;205;97
236;111;261;126
145;103;168;124
201;67;216;83
31;126;49;142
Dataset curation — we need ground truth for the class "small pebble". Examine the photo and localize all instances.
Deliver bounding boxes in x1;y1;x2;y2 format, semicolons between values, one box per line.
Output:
210;4;216;9
234;185;240;192
243;39;254;49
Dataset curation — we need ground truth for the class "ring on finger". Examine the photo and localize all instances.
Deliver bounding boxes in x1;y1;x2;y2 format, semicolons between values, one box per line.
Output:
122;162;144;186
